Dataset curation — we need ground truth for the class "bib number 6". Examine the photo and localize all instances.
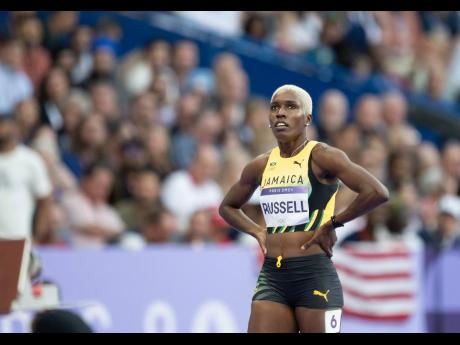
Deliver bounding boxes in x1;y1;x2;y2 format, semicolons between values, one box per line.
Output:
325;309;342;333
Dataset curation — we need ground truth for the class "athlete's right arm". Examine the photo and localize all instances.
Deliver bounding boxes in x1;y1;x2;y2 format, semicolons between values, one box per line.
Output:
219;154;268;254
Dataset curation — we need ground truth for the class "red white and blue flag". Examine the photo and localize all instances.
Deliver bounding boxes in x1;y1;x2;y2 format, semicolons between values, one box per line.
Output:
333;242;416;322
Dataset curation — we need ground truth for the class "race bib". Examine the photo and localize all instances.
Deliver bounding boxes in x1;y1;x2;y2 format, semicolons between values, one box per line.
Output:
325;309;342;333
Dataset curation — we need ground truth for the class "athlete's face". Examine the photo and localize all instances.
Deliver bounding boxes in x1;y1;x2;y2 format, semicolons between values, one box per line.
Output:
269;90;311;142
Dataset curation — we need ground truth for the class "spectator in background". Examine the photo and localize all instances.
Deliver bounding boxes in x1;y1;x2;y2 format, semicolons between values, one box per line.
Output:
212;52;242;82
273;12;323;54
150;69;179;128
242;13;270;44
38;66;70;132
170;91;203;169
441;141;460;186
0;115;52;244
43;11;79;56
69;25;94;86
387;150;418;192
0;38;33;115
53;47;77;80
352;93;385;140
129;91;159;134
16;16;51;92
89;81;120;125
66;112;109;178
57;88;91;151
82;36;117;88
14;98;41;145
61;162;125;248
94;15;123;44
315;89;349;144
332;123;361;163
416;141;443;194
161;144;223;234
117;39;173;101
239;97;276;157
140;206;177;244
5;11;37;38
418;194;460;249
143;125;174;180
30;126;78;200
191;108;223;148
172;40;202;94
181;209;214;245
215;68;249;129
218;148;252;195
115;167;162;232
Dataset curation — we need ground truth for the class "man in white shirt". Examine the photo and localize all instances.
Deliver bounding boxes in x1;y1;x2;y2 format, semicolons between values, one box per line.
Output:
0;116;52;242
161;144;223;233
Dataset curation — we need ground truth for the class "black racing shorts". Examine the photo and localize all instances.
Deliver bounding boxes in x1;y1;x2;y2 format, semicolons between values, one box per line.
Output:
252;253;344;309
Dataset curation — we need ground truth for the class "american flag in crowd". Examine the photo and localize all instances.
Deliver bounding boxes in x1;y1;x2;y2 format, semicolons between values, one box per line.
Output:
333;242;416;321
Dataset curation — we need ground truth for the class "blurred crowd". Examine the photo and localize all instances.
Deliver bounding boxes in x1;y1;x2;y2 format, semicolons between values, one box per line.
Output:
176;11;460;104
0;11;459;253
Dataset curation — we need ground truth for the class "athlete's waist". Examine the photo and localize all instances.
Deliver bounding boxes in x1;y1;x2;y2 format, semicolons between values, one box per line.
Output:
263;253;334;271
264;252;328;263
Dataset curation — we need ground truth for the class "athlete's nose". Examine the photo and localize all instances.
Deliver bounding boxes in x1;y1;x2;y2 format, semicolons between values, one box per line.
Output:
275;111;286;119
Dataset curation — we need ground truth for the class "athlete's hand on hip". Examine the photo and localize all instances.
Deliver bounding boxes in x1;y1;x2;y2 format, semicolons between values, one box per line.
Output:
253;228;267;255
300;222;337;257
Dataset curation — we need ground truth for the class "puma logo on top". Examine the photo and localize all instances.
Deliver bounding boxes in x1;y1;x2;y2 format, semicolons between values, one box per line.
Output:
293;160;303;168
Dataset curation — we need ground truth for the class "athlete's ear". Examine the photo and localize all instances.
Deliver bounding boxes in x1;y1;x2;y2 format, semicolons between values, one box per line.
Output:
305;114;312;127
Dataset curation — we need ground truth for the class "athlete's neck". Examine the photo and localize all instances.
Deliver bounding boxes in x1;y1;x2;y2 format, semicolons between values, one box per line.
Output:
278;136;309;158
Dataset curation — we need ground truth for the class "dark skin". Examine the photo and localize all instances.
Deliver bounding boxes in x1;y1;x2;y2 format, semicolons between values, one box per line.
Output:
219;89;389;333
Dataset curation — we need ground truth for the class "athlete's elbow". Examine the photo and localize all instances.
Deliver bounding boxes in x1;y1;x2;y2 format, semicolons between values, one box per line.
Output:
218;202;231;219
373;185;389;205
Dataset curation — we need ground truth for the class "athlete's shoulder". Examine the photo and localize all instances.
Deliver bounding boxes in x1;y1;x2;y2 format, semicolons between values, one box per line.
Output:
248;150;271;171
311;141;351;172
240;148;273;183
311;141;341;156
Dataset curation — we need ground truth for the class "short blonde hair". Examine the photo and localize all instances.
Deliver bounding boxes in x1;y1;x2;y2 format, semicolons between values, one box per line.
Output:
271;84;313;115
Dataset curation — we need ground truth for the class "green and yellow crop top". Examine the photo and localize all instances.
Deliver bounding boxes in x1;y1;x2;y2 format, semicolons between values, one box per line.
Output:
259;140;339;234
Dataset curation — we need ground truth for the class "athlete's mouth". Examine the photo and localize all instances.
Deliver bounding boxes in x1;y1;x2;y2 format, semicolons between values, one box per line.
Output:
274;121;289;128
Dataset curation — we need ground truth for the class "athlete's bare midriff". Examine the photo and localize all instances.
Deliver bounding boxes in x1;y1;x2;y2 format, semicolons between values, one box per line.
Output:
265;231;325;258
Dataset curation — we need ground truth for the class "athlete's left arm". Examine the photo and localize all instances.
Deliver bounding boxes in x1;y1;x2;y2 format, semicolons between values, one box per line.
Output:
314;143;389;224
300;143;389;255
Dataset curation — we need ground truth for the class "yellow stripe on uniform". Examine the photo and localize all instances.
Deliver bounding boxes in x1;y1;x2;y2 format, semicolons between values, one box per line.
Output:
279;225;288;234
305;209;319;231
322;189;338;228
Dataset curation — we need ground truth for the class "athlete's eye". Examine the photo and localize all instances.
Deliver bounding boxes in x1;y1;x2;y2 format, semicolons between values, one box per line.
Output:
270;105;279;111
